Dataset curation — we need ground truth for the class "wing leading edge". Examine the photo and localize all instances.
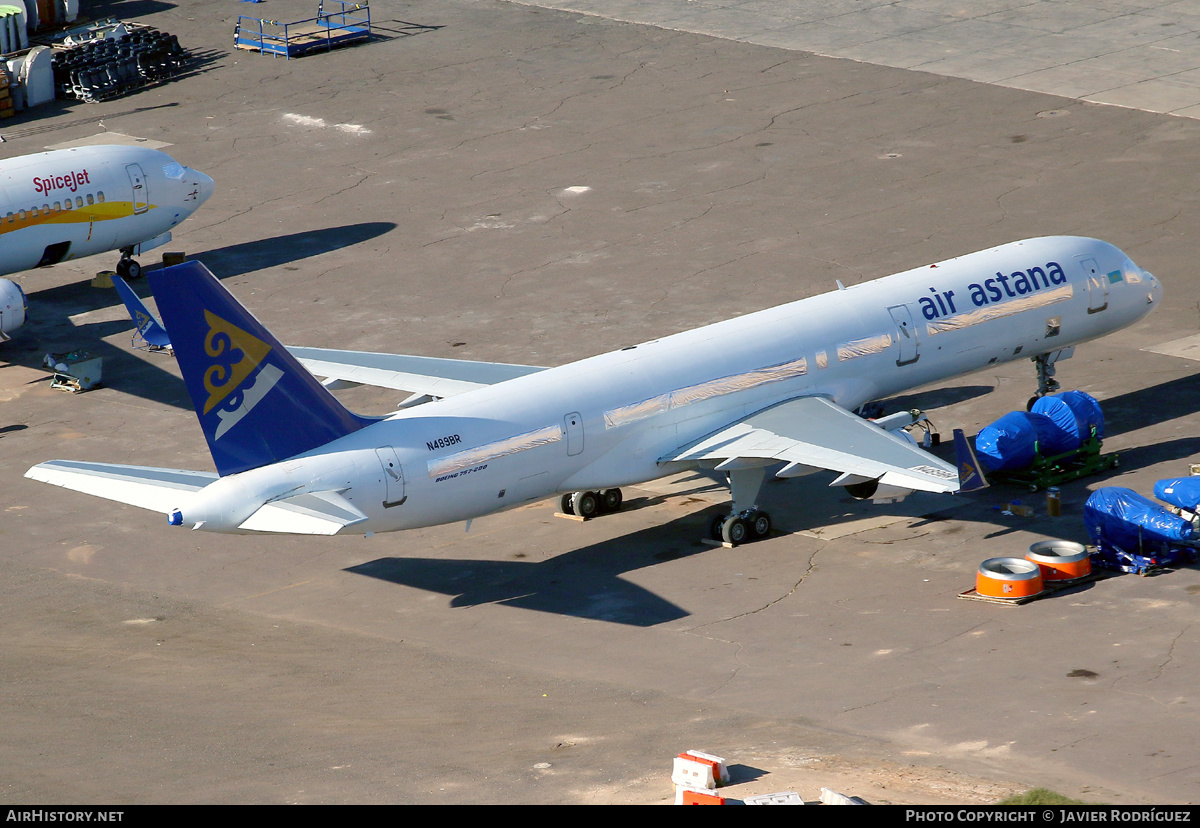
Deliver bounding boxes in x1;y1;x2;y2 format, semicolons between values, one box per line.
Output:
662;395;961;493
289;347;546;398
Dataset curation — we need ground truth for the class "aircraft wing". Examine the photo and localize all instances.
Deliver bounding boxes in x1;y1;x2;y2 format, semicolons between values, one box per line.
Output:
662;395;961;493
25;460;217;512
288;347;546;398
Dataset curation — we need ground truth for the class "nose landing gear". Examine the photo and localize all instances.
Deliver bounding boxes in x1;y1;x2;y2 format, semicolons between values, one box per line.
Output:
1028;349;1073;409
115;248;142;279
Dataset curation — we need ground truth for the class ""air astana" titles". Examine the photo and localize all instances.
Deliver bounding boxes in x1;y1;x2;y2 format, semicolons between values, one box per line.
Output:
917;260;1068;320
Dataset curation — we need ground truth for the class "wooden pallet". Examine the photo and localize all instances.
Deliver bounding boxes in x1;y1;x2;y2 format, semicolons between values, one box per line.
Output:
0;68;12;118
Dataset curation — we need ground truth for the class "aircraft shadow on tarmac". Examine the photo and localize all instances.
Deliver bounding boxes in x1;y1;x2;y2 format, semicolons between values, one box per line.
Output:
191;222;396;278
1102;374;1200;435
1108;436;1200;473
346;509;711;626
8;223;397;410
343;474;972;627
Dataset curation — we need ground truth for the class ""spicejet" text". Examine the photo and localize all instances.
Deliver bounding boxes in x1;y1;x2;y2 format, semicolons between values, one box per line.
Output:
32;169;92;197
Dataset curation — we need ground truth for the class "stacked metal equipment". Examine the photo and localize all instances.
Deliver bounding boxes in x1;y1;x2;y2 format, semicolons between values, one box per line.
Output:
51;26;187;103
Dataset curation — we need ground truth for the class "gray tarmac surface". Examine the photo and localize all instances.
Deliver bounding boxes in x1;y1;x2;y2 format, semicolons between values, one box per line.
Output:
3;0;1200;805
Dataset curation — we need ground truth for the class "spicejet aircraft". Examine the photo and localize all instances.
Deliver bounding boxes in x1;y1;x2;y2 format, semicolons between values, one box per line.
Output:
0;145;214;339
26;236;1161;545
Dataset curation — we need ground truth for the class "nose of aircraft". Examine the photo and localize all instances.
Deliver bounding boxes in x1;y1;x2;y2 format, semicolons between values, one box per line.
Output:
1145;269;1163;307
193;169;216;205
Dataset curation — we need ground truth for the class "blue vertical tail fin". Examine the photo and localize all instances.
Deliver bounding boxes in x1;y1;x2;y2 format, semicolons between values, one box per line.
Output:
953;428;989;493
147;261;373;476
112;274;172;350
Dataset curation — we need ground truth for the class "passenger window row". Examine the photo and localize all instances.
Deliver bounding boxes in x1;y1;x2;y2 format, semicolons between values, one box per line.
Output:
4;191;106;223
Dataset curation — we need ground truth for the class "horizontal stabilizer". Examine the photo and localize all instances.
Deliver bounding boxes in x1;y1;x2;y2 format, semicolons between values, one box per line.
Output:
25;460;215;512
238;490;368;535
290;347;545;397
663;395;960;494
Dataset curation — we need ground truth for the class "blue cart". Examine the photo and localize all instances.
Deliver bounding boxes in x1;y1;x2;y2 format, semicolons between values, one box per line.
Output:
235;2;371;59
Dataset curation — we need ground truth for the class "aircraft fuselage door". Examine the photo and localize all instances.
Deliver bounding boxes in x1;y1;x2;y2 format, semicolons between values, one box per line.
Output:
564;412;584;456
1081;258;1107;313
887;304;919;366
126;164;149;214
375;446;406;507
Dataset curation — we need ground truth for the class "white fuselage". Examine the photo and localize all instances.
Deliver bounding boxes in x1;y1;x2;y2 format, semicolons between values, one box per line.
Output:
0;145;214;274
183;236;1161;534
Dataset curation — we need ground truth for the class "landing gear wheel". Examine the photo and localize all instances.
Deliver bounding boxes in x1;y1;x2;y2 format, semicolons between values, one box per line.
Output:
750;510;772;539
572;490;599;519
116;258;141;279
560;493;574;514
722;516;748;545
600;488;623;513
710;514;727;540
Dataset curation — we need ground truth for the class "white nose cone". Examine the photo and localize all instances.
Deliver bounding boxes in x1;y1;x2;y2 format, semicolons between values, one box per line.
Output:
193;169;216;206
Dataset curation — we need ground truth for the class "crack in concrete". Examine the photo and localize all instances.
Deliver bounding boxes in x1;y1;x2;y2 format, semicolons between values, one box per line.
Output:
687;541;826;638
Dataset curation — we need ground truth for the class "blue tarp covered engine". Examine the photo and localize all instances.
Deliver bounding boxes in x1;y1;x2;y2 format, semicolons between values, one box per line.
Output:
1153;477;1200;512
975;411;1058;471
1084;487;1195;551
1031;390;1105;452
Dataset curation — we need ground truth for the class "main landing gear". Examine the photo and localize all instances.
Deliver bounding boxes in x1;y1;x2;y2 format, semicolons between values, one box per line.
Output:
560;488;623;519
708;464;773;547
710;509;772;545
115;248;142;279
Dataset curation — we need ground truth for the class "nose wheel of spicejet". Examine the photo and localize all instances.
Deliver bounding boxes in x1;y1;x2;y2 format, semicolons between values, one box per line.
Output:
711;510;772;546
116;252;142;280
560;488;624;519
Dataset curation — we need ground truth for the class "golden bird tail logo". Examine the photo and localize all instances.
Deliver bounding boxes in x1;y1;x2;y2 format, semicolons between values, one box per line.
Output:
134;309;154;335
201;309;272;415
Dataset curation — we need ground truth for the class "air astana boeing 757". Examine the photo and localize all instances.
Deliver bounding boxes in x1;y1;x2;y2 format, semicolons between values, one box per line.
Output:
27;236;1160;545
